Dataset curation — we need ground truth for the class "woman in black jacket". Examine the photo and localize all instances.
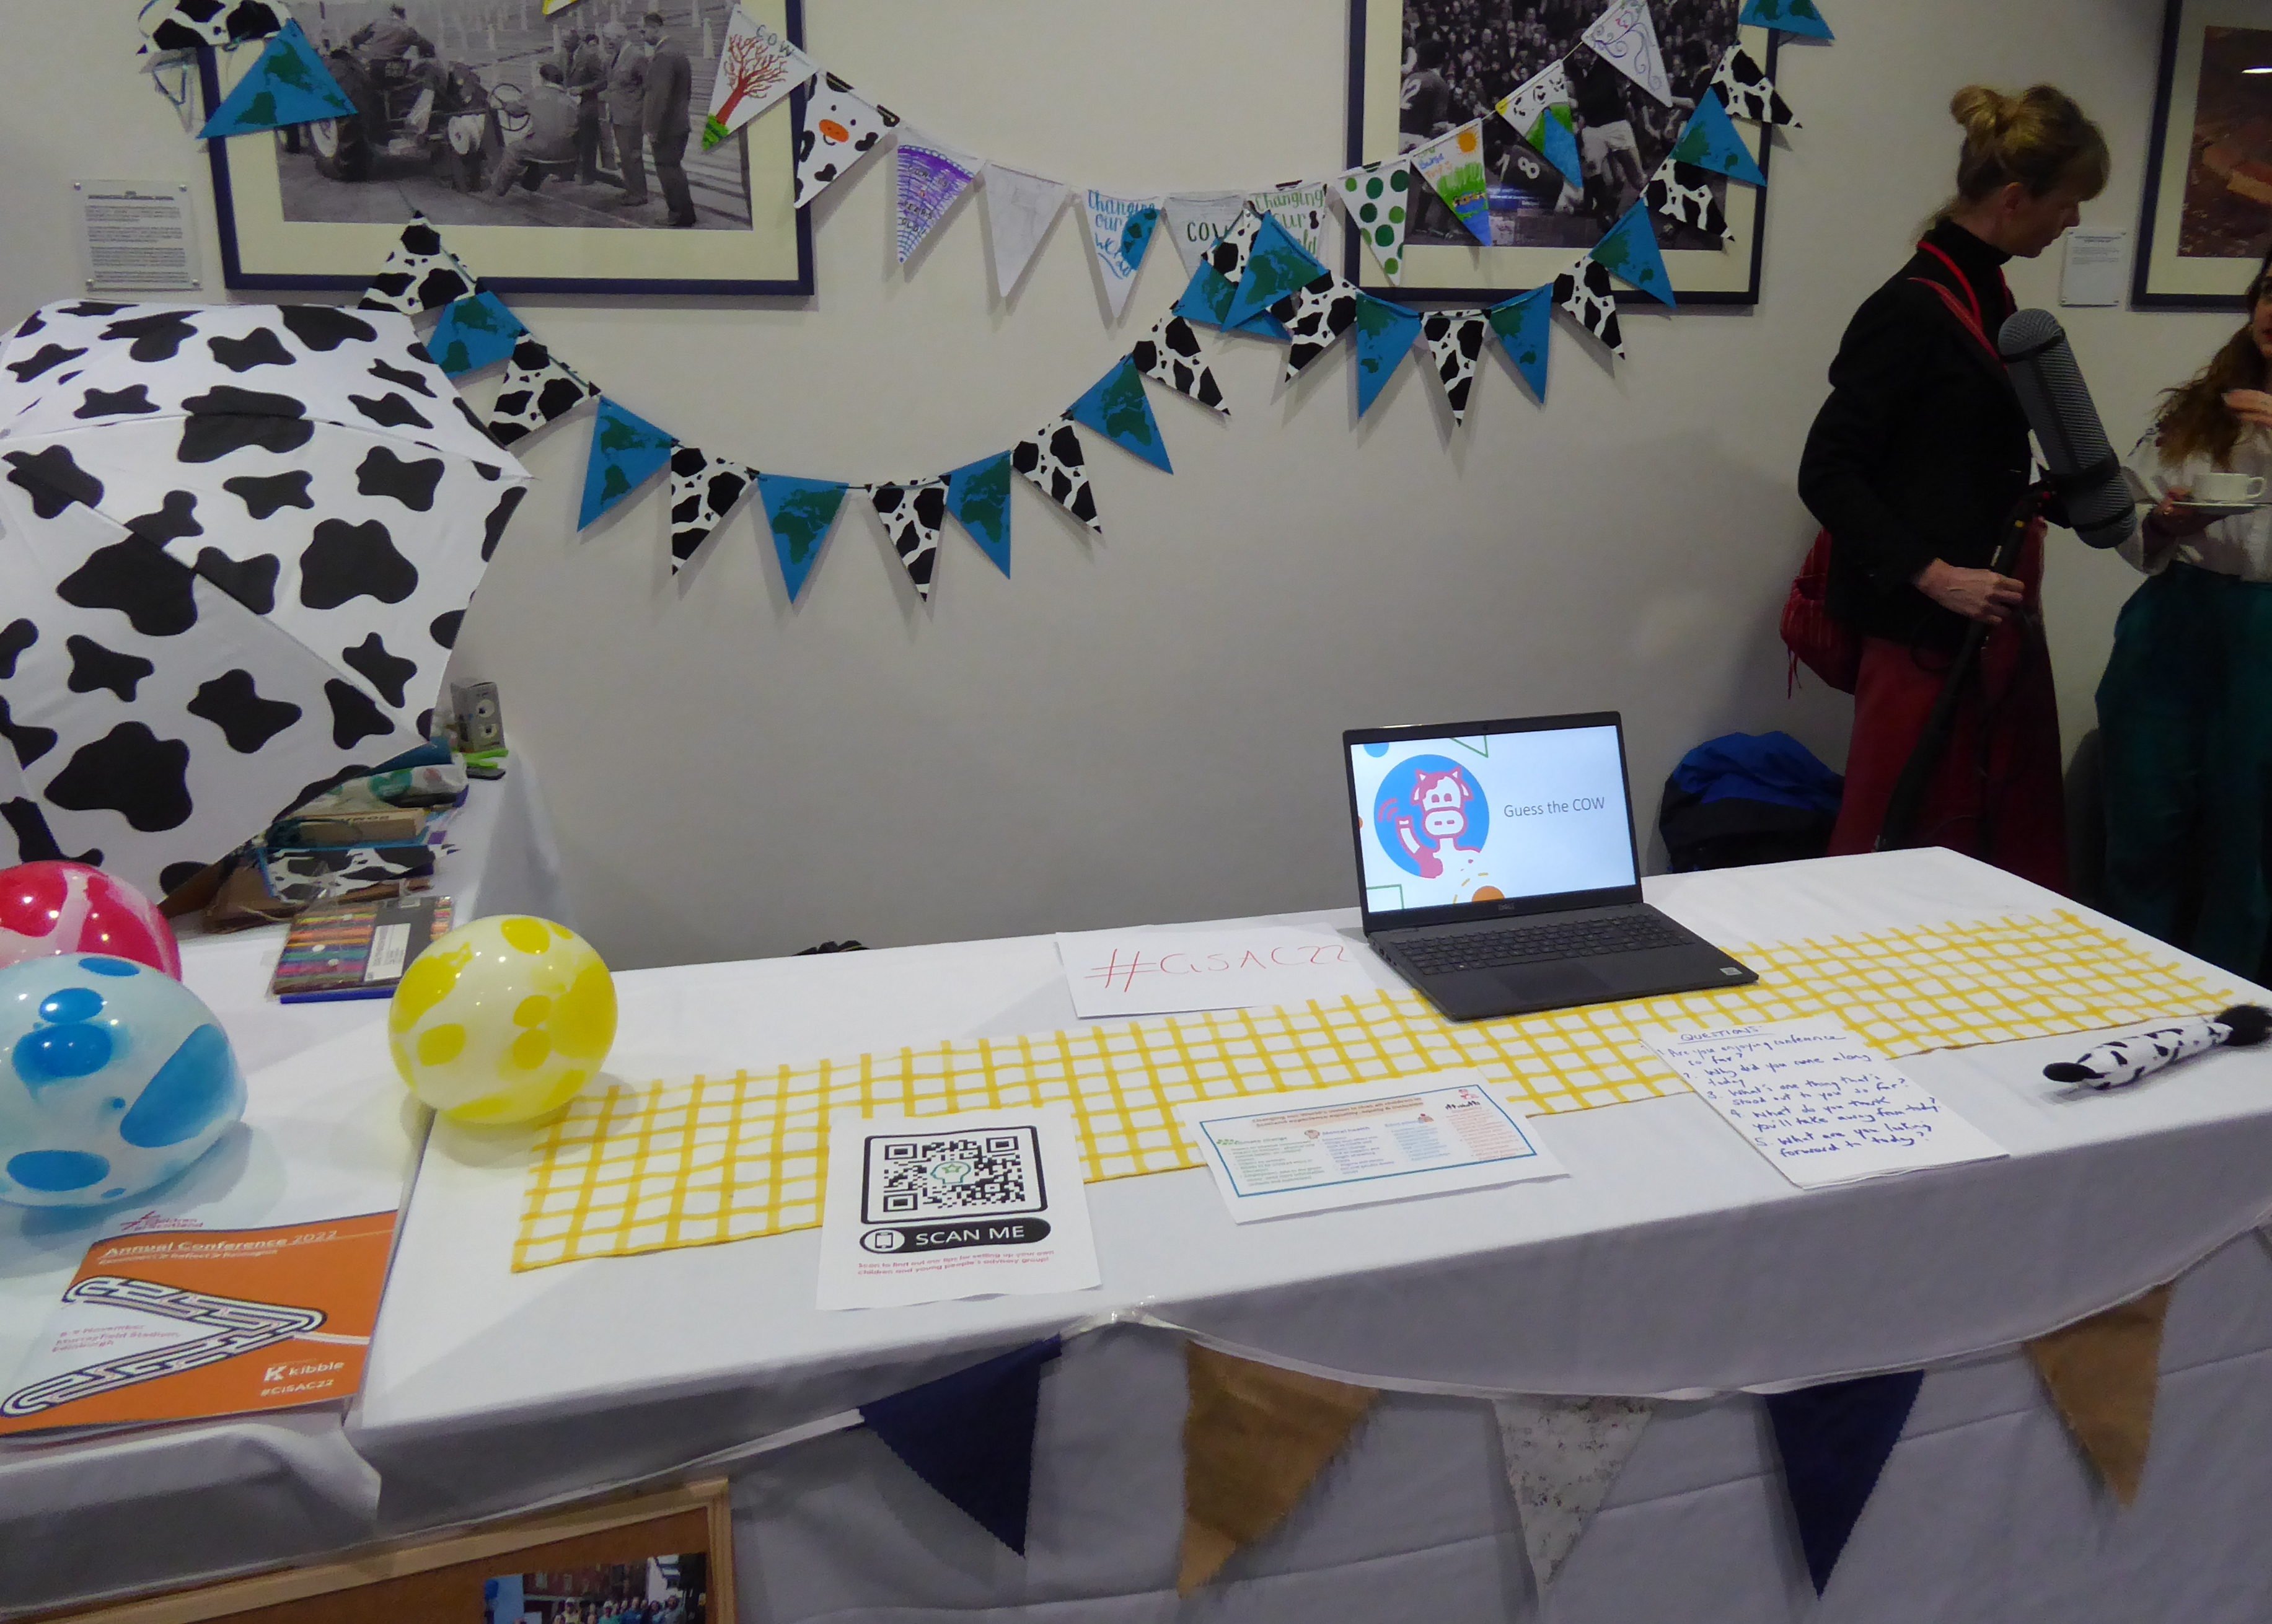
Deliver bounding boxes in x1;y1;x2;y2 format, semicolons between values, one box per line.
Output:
1798;84;2107;889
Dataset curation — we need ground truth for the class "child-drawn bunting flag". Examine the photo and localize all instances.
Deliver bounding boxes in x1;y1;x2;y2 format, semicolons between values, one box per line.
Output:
1410;120;1492;246
1712;46;1800;127
1088;191;1165;320
425;289;526;377
1420;309;1491;425
1352;292;1424;416
1672;92;1767;188
793;73;898;210
1494;1395;1655;1594
1487;284;1554;399
1014;418;1102;535
757;474;849;600
666;445;758;574
703;9;815;149
196;19;355;138
1337;160;1412;283
1068;355;1171;472
1132;314;1229;416
1583;0;1673;105
896;128;980;265
1593;204;1675;304
579;399;676;529
1644;159;1733;245
1764;1371;1924;1594
1497;61;1583;188
1165;191;1250;276
1223;214;1326;331
486;338;601;448
870;476;951;600
1270;271;1360;382
860;1338;1061;1555
1555;257;1626;357
1740;0;1834;38
946;452;1014;574
356;213;477;315
980;163;1068;299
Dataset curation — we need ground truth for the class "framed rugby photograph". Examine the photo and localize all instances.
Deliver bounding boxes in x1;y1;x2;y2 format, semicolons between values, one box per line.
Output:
2136;0;2272;309
1344;0;1776;304
200;0;812;296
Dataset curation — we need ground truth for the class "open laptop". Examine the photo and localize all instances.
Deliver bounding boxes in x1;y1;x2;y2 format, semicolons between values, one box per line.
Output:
1342;711;1756;1020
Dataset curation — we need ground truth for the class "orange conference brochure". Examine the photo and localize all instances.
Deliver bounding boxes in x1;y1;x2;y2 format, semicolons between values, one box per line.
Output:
0;1211;398;1436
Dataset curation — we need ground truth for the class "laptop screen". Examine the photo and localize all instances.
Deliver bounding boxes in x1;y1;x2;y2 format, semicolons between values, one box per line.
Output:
1344;714;1639;923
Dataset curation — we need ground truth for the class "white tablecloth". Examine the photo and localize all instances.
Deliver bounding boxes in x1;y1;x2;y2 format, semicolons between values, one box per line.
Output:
0;765;570;1618
338;849;2272;1623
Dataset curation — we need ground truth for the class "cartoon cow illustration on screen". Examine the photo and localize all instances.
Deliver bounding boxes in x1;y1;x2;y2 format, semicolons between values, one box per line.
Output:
1392;766;1494;903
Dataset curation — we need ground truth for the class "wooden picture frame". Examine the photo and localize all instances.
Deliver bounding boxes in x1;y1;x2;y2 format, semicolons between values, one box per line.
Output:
1342;0;1776;305
2135;0;2272;309
200;0;812;297
38;1480;734;1624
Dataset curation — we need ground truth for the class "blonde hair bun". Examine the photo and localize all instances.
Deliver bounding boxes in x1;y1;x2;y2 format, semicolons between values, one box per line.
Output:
1947;84;2110;206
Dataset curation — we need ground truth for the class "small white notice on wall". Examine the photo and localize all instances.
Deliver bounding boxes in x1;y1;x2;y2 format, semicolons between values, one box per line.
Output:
2060;228;2128;307
75;180;201;294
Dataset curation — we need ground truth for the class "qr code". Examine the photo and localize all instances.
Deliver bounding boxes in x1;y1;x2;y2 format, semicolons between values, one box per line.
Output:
860;1127;1046;1224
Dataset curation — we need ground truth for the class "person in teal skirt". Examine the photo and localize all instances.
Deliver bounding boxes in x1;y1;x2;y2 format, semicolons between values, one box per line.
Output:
2101;248;2272;977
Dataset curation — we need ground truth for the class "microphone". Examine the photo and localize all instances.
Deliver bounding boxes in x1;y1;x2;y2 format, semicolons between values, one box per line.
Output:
1997;308;2138;550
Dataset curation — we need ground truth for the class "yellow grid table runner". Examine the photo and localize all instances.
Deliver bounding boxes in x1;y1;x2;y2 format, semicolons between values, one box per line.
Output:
514;911;2234;1270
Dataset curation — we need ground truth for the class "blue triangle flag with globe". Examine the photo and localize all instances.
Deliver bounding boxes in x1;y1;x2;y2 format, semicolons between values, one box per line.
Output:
946;452;1013;576
1352;293;1424;418
1591;205;1676;305
1488;286;1554;400
1537;109;1584;190
1067;355;1172;472
758;475;850;601
578;399;676;529
1672;94;1767;188
1223;216;1328;333
426;291;527;378
1738;0;1834;38
196;20;356;138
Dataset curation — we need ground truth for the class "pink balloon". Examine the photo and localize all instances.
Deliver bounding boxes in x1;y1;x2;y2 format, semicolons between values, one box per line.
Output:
0;862;182;978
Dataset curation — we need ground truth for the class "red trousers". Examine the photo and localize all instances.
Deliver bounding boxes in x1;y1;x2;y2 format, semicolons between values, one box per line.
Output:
1828;612;2068;895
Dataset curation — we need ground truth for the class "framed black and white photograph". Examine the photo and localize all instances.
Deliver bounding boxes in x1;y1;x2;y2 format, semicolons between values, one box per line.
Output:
201;0;811;296
2136;0;2272;309
1344;0;1774;304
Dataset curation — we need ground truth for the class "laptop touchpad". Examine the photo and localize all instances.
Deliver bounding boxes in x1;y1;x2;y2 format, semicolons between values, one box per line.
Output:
1499;961;1611;1004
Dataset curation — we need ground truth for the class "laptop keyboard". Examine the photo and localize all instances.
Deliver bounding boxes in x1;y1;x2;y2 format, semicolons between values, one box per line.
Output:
1398;913;1692;975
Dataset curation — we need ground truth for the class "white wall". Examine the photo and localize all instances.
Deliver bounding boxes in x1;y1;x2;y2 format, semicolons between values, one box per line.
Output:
0;1;2242;968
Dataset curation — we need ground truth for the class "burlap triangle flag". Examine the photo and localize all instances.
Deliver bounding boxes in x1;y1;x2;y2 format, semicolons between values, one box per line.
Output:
2025;1281;2174;1506
1179;1343;1377;1594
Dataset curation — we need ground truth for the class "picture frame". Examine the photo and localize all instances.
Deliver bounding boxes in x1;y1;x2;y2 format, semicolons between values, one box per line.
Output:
200;0;812;297
1343;0;1776;305
2135;0;2272;309
46;1479;735;1623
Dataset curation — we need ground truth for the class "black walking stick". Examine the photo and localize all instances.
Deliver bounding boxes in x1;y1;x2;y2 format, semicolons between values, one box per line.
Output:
1875;483;2053;852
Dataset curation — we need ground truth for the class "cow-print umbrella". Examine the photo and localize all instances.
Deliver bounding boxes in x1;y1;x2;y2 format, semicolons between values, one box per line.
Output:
0;299;531;901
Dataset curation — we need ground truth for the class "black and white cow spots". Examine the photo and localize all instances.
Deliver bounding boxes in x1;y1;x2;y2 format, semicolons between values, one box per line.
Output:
44;723;193;832
207;328;295;373
356;217;477;316
666;446;756;573
124;490;203;547
324;679;397;749
57;540;198;637
348;392;434;431
1420;310;1489;424
1012;418;1102;535
1;699;56;768
5;446;103;517
0;799;95;866
74;384;160;419
368;358;437;398
1554;260;1626;358
9;345;89;384
276;305;378;353
193;547;281;615
0;620;33;679
301;519;419;608
1711;48;1797;128
140;0;284;50
102;311;201;362
1132;315;1228;416
222;470;314;519
186;667;299;754
1271;272;1360;381
356;446;446;511
341;633;418;708
263;843;434;906
482;487;527;561
11;310;43;339
178;386;315;463
1206;208;1265;286
1644;165;1730;244
64;635;153;702
485;340;598;448
870;478;948;601
429;610;464;649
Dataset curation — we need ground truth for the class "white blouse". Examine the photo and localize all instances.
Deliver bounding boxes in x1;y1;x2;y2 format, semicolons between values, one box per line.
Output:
2121;426;2272;581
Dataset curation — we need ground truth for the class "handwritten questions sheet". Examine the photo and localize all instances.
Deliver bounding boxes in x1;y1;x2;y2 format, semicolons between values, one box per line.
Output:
1645;1020;2007;1188
1055;927;1380;1018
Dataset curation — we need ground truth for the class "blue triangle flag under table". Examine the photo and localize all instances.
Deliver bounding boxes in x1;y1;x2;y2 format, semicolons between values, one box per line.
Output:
578;398;676;529
757;474;849;602
426;290;527;378
1068;355;1172;473
196;20;356;138
1739;0;1834;38
1487;286;1554;401
1352;292;1424;418
945;452;1013;576
860;1337;1062;1554
1764;1369;1923;1594
1672;94;1768;188
1591;204;1676;305
1223;216;1328;333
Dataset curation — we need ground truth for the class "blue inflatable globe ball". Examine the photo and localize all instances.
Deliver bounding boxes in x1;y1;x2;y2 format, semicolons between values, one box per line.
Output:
0;953;246;1207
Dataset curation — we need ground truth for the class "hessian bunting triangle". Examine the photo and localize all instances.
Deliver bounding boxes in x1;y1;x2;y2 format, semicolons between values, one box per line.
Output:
1764;1369;1924;1594
666;445;758;574
1352;291;1424;416
1493;1394;1655;1594
757;474;849;600
2025;1282;2174;1506
860;1337;1061;1554
579;399;676;529
196;20;355;138
1068;356;1172;473
946;452;1014;575
868;476;951;601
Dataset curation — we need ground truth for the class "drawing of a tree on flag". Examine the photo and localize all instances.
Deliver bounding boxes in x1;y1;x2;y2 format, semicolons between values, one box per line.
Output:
704;12;809;149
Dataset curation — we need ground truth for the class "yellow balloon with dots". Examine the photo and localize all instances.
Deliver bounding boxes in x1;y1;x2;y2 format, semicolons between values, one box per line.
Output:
387;916;617;1125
